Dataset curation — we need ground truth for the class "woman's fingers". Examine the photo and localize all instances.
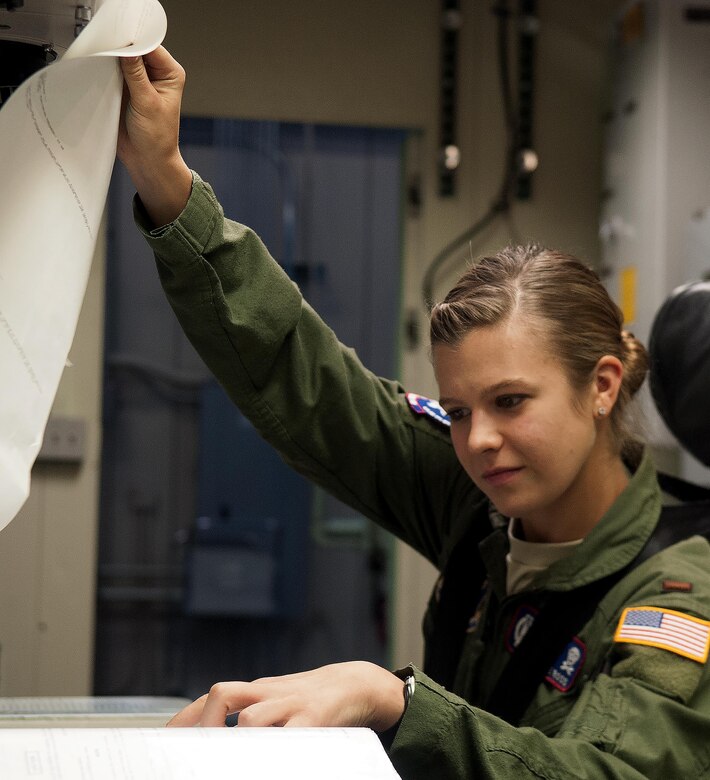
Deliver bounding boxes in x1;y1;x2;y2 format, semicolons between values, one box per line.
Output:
118;46;185;158
120;46;184;111
235;697;299;728
116;45;192;226
198;681;262;727
166;694;209;727
119;54;152;105
164;662;406;731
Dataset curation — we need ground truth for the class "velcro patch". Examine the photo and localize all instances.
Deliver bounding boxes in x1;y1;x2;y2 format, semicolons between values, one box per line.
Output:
405;393;451;427
545;637;586;692
505;605;538;653
662;579;693;593
614;606;710;663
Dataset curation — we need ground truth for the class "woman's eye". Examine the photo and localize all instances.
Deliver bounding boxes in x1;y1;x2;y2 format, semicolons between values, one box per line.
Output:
495;394;525;410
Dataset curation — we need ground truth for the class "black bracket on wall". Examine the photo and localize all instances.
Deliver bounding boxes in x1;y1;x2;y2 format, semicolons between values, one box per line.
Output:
439;0;461;197
516;0;538;199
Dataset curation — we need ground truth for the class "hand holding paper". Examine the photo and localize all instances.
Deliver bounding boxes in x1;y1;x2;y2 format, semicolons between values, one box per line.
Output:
118;48;193;227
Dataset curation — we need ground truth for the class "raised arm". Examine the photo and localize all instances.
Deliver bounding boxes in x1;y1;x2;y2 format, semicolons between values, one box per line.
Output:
119;49;478;564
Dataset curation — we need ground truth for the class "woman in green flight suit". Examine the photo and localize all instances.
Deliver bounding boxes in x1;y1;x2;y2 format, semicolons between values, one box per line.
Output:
117;47;710;779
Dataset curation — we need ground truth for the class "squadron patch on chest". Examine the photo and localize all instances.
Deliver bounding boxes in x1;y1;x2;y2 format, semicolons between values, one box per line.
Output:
405;393;451;427
545;637;586;692
505;605;539;652
614;606;710;663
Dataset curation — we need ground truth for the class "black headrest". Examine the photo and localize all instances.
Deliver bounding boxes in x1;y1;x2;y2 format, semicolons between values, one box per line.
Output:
649;281;710;467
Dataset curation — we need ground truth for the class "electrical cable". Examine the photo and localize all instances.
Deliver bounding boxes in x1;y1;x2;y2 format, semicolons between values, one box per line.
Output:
421;0;520;310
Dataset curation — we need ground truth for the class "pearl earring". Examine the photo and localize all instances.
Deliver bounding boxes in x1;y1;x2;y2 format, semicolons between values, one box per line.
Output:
597;407;607;418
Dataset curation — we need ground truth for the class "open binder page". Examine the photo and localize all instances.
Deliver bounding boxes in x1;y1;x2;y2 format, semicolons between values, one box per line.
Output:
0;726;402;779
0;0;167;531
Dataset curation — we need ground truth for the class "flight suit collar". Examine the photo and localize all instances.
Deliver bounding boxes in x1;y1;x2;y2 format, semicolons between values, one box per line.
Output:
478;450;661;597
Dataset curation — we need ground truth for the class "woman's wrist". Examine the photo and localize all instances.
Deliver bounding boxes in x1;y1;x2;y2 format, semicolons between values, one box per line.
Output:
127;153;193;229
357;662;408;732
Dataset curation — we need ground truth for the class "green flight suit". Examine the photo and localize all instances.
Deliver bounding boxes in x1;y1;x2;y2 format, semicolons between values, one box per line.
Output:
135;173;710;779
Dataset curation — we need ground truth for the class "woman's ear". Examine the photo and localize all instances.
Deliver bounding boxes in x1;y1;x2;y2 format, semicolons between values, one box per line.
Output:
593;355;624;417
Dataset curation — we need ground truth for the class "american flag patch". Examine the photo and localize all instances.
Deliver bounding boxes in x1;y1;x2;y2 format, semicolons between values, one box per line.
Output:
614;606;710;663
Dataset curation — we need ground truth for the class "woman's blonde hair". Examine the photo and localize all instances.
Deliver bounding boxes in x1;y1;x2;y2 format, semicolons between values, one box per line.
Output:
430;244;648;459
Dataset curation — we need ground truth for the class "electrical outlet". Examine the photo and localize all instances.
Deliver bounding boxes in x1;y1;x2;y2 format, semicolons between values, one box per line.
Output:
37;416;86;463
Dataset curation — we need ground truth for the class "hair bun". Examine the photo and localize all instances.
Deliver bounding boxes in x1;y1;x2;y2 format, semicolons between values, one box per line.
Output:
621;330;649;397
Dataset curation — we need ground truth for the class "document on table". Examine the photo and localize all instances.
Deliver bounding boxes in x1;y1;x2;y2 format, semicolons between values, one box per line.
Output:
0;0;167;531
0;727;402;779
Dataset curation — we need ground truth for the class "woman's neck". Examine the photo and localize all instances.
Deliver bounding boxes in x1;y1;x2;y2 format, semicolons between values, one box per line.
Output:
519;452;630;544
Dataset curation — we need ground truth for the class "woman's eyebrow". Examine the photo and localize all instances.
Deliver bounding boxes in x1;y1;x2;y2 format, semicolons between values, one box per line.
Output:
439;378;529;407
486;378;528;394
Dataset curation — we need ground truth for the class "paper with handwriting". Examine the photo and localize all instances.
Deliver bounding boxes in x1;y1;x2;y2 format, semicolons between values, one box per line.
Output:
0;0;166;530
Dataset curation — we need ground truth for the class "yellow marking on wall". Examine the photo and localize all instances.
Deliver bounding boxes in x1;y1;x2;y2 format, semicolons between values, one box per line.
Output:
620;266;637;326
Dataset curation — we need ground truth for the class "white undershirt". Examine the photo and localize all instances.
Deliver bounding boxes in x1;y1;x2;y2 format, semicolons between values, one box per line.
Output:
506;518;584;595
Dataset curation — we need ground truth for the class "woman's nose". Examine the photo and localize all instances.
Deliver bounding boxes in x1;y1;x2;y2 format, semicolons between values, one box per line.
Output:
467;412;502;454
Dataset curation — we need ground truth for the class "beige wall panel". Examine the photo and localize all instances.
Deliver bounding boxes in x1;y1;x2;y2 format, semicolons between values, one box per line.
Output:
0;232;105;695
0;484;42;694
162;0;438;127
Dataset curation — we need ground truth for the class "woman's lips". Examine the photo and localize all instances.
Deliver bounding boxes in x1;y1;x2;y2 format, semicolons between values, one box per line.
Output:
482;467;523;486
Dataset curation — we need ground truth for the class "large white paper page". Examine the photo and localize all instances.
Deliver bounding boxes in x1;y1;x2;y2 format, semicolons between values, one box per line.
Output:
0;727;402;779
0;0;167;531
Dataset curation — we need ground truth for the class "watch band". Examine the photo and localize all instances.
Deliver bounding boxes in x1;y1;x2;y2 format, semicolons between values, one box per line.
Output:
403;674;416;711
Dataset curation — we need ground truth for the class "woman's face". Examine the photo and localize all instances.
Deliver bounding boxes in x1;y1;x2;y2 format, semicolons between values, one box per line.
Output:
433;316;614;542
